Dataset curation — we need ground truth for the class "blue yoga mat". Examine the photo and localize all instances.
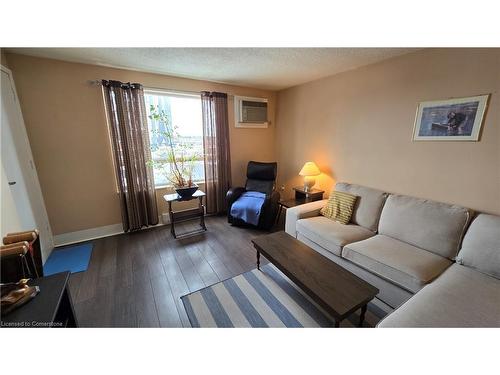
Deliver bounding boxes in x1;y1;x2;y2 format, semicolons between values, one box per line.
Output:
43;243;93;276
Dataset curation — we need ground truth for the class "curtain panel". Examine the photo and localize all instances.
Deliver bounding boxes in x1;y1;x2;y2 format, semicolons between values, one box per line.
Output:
102;80;158;232
201;91;232;214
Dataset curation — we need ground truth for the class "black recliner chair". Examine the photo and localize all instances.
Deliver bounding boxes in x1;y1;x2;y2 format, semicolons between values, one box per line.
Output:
226;161;280;230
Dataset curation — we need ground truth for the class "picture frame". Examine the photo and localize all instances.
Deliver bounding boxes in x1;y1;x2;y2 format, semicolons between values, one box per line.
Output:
412;94;490;141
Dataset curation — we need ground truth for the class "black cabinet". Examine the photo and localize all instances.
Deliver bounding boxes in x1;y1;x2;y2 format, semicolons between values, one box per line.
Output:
1;272;78;328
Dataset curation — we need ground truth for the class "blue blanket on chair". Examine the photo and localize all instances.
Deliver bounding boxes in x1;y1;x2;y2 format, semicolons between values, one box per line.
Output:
230;191;267;226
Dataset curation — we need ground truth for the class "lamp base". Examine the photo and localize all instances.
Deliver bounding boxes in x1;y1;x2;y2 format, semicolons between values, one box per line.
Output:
303;176;316;192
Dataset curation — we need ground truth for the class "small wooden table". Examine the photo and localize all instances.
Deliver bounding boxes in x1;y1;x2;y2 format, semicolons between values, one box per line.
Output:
164;190;207;239
252;232;378;327
276;188;325;224
293;187;325;201
1;271;78;328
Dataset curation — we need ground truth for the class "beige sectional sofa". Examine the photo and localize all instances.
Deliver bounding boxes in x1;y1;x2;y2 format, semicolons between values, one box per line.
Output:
285;182;500;327
379;213;500;327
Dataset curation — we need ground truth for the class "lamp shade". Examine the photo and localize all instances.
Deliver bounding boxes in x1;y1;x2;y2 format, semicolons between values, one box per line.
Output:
299;162;321;176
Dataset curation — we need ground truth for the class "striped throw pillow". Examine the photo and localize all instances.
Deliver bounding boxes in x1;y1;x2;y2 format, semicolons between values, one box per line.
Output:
320;190;357;225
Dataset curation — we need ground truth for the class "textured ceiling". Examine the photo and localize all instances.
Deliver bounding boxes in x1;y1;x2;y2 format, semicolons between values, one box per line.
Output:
6;48;419;90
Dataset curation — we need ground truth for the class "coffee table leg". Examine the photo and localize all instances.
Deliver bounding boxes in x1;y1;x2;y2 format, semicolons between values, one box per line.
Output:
256;250;261;270
358;304;367;327
334;319;340;328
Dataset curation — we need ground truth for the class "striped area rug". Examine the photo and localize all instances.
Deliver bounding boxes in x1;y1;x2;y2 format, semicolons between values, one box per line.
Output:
181;264;384;328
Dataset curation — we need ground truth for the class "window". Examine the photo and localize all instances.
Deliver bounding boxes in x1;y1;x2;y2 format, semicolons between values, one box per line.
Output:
144;90;204;187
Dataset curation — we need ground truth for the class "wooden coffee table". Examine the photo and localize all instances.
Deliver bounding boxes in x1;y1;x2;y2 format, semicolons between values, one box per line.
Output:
252;231;379;327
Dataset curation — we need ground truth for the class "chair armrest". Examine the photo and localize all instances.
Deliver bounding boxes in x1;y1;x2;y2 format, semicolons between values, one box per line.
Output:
5;229;39;237
3;231;38;245
255;190;281;229
1;242;29;258
268;190;280;204
261;190;280;211
285;199;328;237
226;187;246;209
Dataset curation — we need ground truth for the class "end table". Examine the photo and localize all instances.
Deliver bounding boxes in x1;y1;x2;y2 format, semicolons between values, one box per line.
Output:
163;190;207;239
293;187;325;201
276;187;325;224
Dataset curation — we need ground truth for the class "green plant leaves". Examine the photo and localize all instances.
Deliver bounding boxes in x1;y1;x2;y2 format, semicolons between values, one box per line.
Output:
146;104;201;187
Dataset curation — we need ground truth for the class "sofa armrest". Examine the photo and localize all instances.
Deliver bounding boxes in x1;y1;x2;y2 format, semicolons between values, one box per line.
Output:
285;199;328;237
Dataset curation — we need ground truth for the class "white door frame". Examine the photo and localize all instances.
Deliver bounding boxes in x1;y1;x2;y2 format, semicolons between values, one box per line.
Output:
1;64;54;262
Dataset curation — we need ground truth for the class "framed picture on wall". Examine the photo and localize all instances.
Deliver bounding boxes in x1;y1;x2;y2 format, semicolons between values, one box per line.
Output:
412;94;490;141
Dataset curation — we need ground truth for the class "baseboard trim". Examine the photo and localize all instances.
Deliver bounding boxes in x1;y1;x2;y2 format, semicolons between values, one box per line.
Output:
54;223;125;247
54;215;169;247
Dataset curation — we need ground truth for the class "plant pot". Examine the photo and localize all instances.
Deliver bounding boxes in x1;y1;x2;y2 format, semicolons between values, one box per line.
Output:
175;184;199;199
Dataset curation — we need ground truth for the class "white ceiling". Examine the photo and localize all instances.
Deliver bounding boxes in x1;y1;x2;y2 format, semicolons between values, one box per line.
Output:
6;48;419;90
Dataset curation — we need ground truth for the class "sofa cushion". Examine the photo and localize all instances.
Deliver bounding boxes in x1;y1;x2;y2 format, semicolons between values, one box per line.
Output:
378;264;500;327
343;235;452;293
457;213;500;279
378;194;472;259
285;199;327;237
335;182;388;232
296;216;375;256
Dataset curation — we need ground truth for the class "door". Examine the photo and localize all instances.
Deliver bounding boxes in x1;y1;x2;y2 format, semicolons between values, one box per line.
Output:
1;65;54;262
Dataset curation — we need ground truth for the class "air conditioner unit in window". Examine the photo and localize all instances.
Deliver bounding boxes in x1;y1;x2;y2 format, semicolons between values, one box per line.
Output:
234;96;269;128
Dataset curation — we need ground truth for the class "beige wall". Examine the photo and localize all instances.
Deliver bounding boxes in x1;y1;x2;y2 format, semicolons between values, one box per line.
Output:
6;53;276;235
276;48;500;215
6;48;500;236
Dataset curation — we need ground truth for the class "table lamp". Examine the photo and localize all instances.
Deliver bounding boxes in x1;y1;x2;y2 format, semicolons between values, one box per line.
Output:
299;161;321;192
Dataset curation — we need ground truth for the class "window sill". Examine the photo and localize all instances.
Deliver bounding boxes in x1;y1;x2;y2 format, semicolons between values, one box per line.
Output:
154;182;204;191
154;184;172;190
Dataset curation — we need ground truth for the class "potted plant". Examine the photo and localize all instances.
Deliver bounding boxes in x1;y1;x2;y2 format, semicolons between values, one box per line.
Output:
147;105;201;198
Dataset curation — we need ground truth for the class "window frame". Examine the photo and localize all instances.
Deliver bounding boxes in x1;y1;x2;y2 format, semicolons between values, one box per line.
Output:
144;88;205;189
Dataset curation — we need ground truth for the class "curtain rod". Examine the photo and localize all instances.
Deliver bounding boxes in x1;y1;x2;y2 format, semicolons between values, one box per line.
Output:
87;79;234;96
87;80;238;98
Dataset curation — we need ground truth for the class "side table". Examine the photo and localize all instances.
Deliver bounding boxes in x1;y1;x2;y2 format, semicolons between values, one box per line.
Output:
163;190;207;239
1;271;78;328
276;187;325;224
293;187;325;201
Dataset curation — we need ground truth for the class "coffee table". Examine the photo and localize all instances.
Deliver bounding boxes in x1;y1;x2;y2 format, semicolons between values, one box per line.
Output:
251;231;379;327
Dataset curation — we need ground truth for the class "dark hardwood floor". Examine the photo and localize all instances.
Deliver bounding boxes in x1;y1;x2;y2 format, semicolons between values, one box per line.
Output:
68;215;276;327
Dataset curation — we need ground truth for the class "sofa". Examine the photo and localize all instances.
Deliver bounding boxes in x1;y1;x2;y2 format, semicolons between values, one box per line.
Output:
378;213;500;327
285;182;500;327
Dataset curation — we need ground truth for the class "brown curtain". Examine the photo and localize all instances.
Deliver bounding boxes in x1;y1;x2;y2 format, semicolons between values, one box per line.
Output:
201;91;232;214
102;80;158;232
